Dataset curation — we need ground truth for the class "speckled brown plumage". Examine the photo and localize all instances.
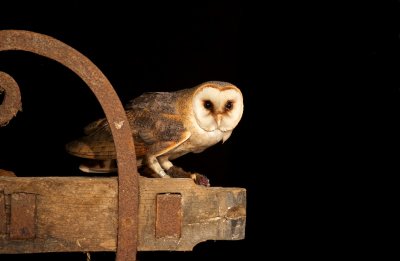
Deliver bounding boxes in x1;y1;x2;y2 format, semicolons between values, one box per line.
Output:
66;81;244;180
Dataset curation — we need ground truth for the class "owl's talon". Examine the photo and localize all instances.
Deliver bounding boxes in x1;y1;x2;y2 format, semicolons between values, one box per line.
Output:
192;173;210;187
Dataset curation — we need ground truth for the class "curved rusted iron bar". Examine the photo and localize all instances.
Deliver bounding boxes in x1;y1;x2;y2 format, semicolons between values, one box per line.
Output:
0;71;22;126
0;30;138;261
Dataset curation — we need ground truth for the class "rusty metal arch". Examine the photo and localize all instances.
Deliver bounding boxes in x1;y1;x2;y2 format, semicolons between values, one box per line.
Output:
0;71;22;127
0;30;138;261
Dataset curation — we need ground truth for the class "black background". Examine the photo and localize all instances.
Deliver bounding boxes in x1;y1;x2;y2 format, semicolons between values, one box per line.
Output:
0;1;395;260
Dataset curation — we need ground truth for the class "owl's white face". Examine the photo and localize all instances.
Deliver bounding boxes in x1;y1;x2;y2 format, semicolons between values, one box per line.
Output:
193;84;244;132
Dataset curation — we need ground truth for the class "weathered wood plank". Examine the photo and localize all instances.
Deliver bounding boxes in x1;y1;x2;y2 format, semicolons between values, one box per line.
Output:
0;192;6;234
138;178;246;251
0;177;117;254
0;176;246;253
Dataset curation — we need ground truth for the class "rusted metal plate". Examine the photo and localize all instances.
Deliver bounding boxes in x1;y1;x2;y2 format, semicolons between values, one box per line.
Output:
156;193;182;239
0;30;138;261
9;193;36;240
0;192;6;234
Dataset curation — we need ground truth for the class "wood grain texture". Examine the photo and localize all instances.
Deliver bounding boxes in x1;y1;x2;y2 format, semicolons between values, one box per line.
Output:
138;178;246;251
0;192;6;235
0;177;246;253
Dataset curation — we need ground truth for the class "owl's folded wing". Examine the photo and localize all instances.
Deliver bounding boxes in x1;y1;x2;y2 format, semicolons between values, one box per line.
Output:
125;92;178;114
133;111;191;157
66;110;190;160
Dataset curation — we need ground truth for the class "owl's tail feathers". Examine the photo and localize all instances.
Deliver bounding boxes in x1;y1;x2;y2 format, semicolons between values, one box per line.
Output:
78;159;143;173
79;159;117;173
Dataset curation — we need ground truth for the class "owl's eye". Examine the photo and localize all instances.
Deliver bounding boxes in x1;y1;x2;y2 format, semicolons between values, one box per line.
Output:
225;101;233;111
203;100;213;110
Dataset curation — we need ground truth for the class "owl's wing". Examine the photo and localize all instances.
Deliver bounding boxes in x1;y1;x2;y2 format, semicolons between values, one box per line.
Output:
125;92;178;114
134;112;191;157
66;109;190;160
125;91;191;156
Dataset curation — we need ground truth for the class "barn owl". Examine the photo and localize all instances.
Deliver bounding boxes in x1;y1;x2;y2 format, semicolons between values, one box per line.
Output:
66;81;244;185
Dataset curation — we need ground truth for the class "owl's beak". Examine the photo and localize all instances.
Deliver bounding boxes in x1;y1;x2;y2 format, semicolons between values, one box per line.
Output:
215;114;223;126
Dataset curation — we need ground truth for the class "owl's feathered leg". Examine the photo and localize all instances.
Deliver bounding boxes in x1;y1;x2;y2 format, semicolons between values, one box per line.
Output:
158;156;173;170
143;155;170;178
139;156;175;179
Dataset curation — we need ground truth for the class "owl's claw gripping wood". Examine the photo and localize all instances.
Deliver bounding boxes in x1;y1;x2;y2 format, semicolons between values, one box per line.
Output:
66;81;243;183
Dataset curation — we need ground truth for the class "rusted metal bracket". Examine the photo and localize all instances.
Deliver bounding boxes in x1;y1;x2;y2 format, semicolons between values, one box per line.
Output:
0;30;139;261
0;71;22;127
0;192;37;240
156;193;182;239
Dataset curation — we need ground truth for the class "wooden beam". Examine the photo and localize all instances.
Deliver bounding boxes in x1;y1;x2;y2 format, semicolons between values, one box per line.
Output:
0;177;246;253
0;193;6;235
